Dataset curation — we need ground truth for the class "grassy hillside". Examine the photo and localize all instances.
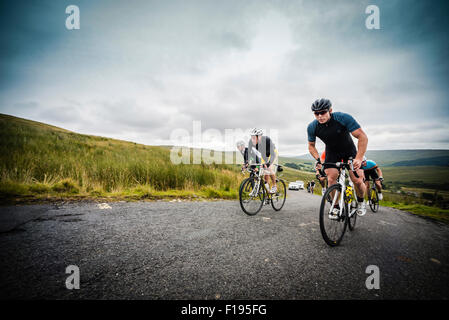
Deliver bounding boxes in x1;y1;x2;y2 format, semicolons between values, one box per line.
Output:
382;166;449;190
0;114;243;202
278;156;314;172
391;156;449;167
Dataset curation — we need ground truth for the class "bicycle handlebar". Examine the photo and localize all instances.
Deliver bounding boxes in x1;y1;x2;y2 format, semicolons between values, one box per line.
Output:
321;158;360;179
246;163;283;174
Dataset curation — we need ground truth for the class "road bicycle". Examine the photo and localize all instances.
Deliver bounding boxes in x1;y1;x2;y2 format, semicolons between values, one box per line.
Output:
307;182;315;194
239;164;287;215
319;158;362;247
367;181;380;212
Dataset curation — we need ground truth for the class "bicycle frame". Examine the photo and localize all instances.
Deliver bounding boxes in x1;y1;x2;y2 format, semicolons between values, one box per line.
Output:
328;163;358;218
247;164;281;200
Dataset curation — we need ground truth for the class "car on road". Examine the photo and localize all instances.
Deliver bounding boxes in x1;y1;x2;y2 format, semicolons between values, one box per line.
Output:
295;180;305;189
288;181;304;190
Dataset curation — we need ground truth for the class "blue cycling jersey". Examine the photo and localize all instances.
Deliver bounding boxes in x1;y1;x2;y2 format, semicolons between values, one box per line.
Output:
362;160;377;170
307;112;361;162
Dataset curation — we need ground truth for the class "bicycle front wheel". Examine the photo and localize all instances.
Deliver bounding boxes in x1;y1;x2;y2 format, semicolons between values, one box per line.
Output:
319;184;348;247
347;197;358;231
239;177;264;215
369;188;379;212
271;179;287;211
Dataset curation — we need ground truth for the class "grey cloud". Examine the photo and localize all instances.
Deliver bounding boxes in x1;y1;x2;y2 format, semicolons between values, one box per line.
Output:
1;0;448;155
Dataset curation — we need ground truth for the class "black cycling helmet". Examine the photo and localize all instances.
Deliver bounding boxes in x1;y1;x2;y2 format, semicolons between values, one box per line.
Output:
311;98;332;112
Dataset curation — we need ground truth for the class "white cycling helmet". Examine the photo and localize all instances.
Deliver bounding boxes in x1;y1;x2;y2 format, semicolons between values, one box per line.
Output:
250;128;263;136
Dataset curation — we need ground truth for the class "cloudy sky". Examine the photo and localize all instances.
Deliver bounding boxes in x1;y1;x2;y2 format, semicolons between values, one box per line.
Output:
1;0;448;156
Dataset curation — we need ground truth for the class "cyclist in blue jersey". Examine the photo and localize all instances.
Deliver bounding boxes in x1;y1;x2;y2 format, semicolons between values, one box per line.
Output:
361;157;384;200
307;98;369;215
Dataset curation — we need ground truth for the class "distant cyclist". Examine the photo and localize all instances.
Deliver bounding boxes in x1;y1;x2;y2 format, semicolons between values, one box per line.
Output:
315;151;327;194
307;98;369;215
236;140;249;172
361;157;384;200
248;128;279;193
307;180;316;193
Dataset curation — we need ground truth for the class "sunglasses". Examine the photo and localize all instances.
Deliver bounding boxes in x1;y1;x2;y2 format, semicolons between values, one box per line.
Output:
314;110;328;116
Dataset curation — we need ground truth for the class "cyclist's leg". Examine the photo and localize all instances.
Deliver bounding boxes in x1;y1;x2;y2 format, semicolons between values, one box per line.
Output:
268;153;278;191
348;166;367;215
349;168;366;200
259;158;270;188
324;168;339;187
374;179;382;191
323;151;341;187
374;178;383;200
364;179;371;200
317;176;324;188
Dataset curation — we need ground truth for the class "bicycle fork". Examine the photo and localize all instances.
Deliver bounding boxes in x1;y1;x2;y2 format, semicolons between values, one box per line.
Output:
249;179;261;197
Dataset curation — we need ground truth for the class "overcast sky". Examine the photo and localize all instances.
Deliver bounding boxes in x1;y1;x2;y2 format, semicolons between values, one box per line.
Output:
1;0;448;156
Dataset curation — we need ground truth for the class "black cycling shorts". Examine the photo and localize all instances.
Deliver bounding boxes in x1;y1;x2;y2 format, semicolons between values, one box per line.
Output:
323;150;357;170
364;169;379;181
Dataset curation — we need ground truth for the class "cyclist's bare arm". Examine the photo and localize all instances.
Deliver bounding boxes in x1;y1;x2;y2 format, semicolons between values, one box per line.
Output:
376;167;383;178
350;128;368;169
308;141;320;162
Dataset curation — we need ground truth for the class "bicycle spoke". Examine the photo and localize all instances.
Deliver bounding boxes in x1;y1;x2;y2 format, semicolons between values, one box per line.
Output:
319;184;347;246
239;177;264;215
271;180;286;211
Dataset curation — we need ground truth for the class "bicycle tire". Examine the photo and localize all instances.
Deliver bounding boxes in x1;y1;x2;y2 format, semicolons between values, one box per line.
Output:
347;192;358;231
239;177;264;215
271;179;287;211
319;184;348;247
369;188;379;212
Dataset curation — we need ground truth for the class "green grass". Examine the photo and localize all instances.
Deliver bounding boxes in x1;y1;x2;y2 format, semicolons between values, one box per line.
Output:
380;201;449;224
0;113;243;203
382;166;449;188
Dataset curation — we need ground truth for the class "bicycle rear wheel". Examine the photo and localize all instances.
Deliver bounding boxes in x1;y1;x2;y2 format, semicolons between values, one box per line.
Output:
319;184;348;247
369;188;379;212
271;179;287;211
239;177;264;215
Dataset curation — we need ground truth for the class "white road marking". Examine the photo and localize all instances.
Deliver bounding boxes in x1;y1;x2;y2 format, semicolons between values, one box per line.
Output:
97;203;112;209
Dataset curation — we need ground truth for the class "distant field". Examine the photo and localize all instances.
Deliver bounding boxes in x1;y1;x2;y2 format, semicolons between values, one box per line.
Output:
278;156;314;172
279;166;315;184
296;150;449;166
382;166;449;189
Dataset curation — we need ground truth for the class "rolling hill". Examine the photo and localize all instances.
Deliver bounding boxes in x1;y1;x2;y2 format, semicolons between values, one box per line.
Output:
391;156;449;167
295;150;449;167
0;113;243;201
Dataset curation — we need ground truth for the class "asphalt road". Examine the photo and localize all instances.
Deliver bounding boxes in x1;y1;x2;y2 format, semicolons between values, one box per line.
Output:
0;190;448;299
